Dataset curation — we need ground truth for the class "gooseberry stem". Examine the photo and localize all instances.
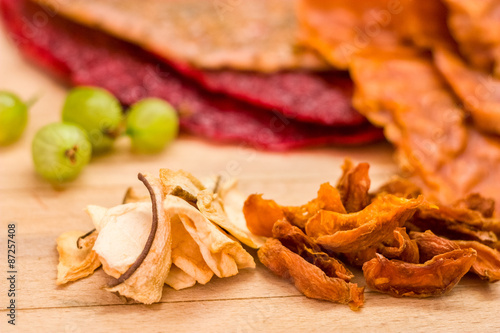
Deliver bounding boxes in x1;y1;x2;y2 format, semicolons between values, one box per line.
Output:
65;145;78;164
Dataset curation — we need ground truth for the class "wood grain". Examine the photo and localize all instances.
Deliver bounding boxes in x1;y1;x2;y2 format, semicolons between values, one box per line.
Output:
1;27;499;333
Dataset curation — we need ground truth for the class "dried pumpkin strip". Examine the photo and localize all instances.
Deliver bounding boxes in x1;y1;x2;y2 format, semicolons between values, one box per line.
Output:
244;182;346;236
454;193;496;219
56;230;101;285
363;249;477;297
336;159;371;213
375;177;422;199
379;227;419;264
106;173;173;304
305;194;422;253
272;220;353;282
410;230;460;263
258;239;364;310
455;240;500;282
411;204;498;244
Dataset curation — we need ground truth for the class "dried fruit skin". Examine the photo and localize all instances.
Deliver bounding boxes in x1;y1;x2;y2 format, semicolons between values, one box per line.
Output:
410;230;460;263
258;239;364;310
305;194;422;253
455;240;500;282
272;220;353;281
106;174;173;304
56;230;101;285
336;159;371;213
362;249;477;297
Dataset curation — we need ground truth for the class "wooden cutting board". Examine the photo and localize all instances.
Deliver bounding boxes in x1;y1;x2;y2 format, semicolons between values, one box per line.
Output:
1;30;499;333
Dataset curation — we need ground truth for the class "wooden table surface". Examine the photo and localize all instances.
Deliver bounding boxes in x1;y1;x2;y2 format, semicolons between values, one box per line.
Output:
1;27;499;333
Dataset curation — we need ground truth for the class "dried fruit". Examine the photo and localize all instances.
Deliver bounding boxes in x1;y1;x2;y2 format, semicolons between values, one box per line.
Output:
244;182;345;237
363;249;477;297
305;194;422;253
272;220;353;281
379;228;419;264
258;239;364;310
455;241;500;282
410;230;460;263
56;230;101;285
336;159;371;213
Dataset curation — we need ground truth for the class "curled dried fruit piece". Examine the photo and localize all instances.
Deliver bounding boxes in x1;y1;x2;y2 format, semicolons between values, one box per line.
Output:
166;195;255;278
56;230;101;285
272;220;353;281
363;249;477;297
258;238;364;310
454;193;495;219
244;182;346;236
164;265;197;291
336;159;371;213
244;194;286;237
410;230;459;263
412;204;498;244
375;177;422;199
160;168;205;199
455;241;500;282
106;173;172;304
306;194;422;253
379;227;419;264
197;188;265;249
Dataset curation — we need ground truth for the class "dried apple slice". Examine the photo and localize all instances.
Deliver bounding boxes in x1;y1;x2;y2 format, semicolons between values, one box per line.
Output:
165;265;197;291
99;173;172;304
56;230;101;285
165;195;255;278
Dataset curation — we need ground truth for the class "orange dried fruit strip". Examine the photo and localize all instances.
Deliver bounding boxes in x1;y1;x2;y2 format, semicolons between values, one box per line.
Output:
379;227;419;264
455;240;500;283
362;249;477;297
305;194;422;253
244;183;346;236
454;193;496;219
336;159;371;213
375;177;422;199
272;219;353;282
258;238;364;310
243;194;286;237
410;230;460;263
411;204;498;244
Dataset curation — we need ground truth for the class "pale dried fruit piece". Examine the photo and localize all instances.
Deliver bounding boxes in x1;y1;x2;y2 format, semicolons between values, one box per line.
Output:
166;195;255;278
122;187;149;204
164;265;197;291
160;168;205;199
90;202;153;278
258;238;364;310
272;219;353;282
56;230;101;285
336;159;371;213
305;194;422;253
106;173;172;304
197;189;265;249
363;249;477;297
410;230;460;263
170;214;214;285
455;240;500;282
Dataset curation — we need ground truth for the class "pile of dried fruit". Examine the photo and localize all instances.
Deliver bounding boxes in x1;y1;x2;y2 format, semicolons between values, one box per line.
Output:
245;160;500;310
56;170;263;304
